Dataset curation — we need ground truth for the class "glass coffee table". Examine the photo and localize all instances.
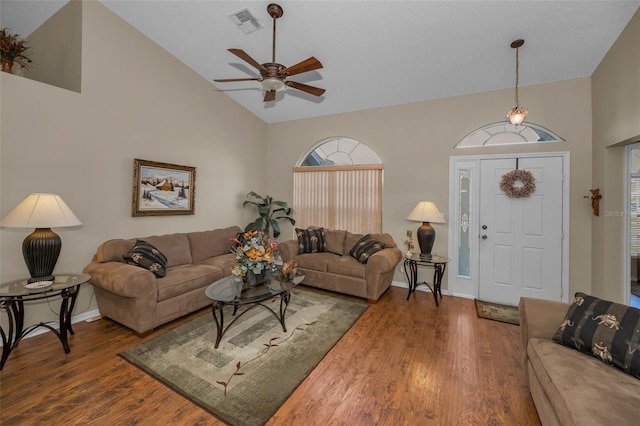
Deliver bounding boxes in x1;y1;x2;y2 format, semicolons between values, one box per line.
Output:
205;270;305;348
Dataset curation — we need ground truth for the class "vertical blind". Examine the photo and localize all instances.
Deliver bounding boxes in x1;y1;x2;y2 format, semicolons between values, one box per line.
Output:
631;175;640;255
293;165;383;235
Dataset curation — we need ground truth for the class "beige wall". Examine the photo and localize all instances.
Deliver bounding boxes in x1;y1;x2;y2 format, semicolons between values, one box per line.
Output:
0;2;266;326
266;78;593;298
592;8;640;302
24;0;82;93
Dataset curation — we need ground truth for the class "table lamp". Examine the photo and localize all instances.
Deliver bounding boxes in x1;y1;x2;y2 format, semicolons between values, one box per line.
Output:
0;193;82;283
406;201;446;259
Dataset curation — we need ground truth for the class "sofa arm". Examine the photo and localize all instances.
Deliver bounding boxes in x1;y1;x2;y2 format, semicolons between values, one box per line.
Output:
366;247;402;275
279;240;299;263
518;297;569;364
83;260;157;299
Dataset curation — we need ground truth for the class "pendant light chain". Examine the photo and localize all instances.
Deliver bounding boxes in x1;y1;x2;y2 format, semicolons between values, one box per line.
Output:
514;45;520;107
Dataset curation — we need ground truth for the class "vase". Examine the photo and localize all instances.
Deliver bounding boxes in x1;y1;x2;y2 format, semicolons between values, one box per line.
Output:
1;60;14;74
243;269;267;286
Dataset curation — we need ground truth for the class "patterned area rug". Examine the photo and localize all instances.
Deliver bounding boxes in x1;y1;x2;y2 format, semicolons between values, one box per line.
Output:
119;288;368;426
474;299;520;325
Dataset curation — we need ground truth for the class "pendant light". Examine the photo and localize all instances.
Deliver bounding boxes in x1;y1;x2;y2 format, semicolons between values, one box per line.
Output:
506;39;528;126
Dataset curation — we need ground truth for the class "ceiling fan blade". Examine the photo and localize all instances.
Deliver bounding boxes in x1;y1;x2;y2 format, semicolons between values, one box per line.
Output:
213;78;260;83
282;57;323;77
264;90;276;102
285;81;326;97
228;48;267;73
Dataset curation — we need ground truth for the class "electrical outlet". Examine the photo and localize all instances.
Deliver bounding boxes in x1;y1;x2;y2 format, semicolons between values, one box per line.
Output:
406;230;412;238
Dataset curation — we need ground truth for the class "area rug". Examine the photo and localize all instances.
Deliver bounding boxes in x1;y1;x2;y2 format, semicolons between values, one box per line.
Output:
474;299;520;325
119;288;368;426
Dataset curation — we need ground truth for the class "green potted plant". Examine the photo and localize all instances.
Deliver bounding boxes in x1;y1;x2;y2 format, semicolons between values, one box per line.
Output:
243;191;295;238
0;27;31;73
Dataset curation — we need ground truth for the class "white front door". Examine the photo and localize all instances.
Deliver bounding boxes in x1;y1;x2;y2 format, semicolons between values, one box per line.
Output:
478;156;564;305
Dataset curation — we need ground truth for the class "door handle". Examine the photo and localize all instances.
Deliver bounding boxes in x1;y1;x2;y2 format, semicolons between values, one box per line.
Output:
482;225;488;230
481;235;488;240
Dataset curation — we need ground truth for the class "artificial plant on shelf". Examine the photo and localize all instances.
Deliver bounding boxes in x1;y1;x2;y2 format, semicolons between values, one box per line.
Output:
243;191;295;238
0;27;31;72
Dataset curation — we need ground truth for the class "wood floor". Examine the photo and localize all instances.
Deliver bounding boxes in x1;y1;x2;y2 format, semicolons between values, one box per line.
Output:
0;286;540;425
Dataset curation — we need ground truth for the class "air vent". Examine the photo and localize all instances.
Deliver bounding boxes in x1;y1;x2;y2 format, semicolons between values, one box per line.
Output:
229;8;262;34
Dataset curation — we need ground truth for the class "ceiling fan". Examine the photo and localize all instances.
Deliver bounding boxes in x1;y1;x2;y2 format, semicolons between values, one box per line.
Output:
214;3;325;102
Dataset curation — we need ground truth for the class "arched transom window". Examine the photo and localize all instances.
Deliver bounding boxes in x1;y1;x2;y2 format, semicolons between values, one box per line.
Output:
455;122;564;148
294;137;383;234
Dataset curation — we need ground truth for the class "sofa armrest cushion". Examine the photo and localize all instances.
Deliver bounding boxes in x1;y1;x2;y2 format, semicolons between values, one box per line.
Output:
295;227;327;253
552;292;640;378
123;240;167;277
350;234;386;263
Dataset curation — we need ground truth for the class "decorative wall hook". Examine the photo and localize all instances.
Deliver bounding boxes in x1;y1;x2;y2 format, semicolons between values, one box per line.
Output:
583;188;602;216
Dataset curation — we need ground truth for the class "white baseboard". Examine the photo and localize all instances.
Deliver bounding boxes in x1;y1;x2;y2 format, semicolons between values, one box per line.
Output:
0;308;101;345
391;280;450;296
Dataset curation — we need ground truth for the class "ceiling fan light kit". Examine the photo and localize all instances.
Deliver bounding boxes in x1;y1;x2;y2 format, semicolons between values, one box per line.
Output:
214;3;325;103
506;39;528;126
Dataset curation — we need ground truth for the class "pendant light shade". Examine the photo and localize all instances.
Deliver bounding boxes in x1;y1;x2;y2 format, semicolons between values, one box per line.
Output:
506;39;528;126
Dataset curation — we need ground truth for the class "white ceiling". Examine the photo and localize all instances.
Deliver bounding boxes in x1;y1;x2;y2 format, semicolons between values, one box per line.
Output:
3;1;639;124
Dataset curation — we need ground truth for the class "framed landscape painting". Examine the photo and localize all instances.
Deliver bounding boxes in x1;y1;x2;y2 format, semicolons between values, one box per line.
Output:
132;159;196;216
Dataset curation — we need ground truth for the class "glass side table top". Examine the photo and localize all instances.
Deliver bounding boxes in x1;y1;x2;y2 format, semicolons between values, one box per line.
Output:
403;253;450;264
0;273;91;298
205;270;305;304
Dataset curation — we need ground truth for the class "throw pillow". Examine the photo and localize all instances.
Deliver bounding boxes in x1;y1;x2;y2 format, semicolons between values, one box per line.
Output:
123;240;168;278
349;234;386;264
553;292;640;379
296;228;326;253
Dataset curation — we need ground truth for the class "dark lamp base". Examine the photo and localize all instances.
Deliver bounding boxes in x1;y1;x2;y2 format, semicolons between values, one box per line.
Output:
416;222;436;257
22;228;61;284
28;275;55;284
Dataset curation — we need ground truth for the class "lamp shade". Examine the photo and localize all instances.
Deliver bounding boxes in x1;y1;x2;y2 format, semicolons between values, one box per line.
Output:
0;193;82;229
406;201;446;224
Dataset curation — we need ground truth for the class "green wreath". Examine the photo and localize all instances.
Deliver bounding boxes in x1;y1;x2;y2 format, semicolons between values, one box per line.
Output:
500;169;536;198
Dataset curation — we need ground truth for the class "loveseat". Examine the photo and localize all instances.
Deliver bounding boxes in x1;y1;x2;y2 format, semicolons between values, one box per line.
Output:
83;226;241;335
519;296;640;425
279;228;402;302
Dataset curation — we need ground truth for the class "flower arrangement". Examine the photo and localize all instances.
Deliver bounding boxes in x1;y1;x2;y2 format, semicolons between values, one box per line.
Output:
230;230;279;279
402;238;415;255
0;27;31;70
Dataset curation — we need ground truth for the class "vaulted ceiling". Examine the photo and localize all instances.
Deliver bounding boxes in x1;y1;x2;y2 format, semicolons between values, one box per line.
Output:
3;1;639;123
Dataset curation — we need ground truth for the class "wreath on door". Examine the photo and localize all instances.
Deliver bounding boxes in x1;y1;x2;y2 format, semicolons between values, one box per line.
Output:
500;169;536;198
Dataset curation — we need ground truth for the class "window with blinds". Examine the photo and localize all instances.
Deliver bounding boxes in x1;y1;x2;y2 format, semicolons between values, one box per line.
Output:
631;175;640;255
293;138;383;235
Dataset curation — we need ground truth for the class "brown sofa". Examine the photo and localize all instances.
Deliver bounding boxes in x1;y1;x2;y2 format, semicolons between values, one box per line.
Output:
83;225;241;335
519;297;640;425
279;228;402;302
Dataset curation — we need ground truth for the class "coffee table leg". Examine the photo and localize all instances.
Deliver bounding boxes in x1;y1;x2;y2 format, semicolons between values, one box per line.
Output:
211;301;225;349
278;291;290;333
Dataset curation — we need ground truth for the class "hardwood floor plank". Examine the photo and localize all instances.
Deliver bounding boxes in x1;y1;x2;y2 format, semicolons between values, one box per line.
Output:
0;287;540;425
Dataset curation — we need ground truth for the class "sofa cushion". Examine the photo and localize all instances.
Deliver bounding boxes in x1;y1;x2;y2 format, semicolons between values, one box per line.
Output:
327;255;366;279
295;252;337;272
553;292;640;378
296;228;326;253
324;229;347;255
188;226;242;264
527;337;640;425
144;233;193;268
350;234;386;263
198;253;236;275
157;264;224;301
344;231;364;254
123;240;168;277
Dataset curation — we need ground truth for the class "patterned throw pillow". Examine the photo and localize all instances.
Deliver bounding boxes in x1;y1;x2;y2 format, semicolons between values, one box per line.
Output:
553;292;640;379
296;228;326;253
349;234;386;264
123;240;168;278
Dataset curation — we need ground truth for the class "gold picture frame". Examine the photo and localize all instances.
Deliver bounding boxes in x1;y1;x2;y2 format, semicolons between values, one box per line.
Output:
132;159;196;216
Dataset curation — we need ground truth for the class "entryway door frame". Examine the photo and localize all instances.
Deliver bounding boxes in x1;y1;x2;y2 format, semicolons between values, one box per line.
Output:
448;151;570;303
